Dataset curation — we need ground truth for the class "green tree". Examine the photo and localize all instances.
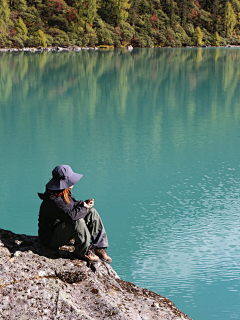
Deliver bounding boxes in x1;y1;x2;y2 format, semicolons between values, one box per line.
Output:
86;0;98;25
10;0;27;11
35;29;47;47
0;0;11;35
193;26;203;46
212;0;220;32
212;31;220;46
178;0;190;28
15;17;28;42
0;0;12;46
99;0;130;25
71;0;98;27
21;7;43;34
232;0;240;11
224;1;236;37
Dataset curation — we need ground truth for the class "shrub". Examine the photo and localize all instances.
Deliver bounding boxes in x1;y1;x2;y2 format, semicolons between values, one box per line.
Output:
35;29;47;47
0;34;7;47
198;9;212;30
137;34;147;47
10;36;24;48
193;26;203;46
82;25;98;46
155;30;167;46
15;17;28;42
93;16;105;29
48;28;70;46
76;39;82;46
132;33;153;47
185;23;195;37
45;34;53;46
219;36;227;46
20;7;43;33
119;21;135;45
96;23;115;46
13;0;27;11
174;24;191;46
166;28;176;46
67;32;78;45
175;39;182;47
25;29;47;47
25;35;36;46
48;15;69;31
202;29;212;46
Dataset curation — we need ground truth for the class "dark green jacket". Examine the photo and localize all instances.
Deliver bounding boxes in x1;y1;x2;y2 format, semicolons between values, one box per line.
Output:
38;191;88;247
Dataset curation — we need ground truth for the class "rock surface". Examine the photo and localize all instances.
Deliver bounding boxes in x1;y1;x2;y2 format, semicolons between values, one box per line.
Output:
0;229;191;320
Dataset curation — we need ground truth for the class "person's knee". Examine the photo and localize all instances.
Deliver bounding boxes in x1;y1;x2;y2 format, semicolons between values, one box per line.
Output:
74;218;86;231
89;208;99;218
87;208;101;224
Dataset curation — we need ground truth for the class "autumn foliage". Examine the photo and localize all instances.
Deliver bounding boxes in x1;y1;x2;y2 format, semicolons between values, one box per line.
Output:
0;0;240;48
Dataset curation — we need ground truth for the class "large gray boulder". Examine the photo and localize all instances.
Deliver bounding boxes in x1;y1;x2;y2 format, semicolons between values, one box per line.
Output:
0;229;191;320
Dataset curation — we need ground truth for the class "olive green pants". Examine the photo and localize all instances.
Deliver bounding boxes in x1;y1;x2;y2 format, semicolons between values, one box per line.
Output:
49;208;109;254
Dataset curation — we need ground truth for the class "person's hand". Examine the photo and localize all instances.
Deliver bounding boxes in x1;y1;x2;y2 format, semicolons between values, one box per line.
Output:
88;199;94;208
84;199;94;208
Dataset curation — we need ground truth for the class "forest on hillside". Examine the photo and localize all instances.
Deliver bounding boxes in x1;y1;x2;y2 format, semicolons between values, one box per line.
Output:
0;0;240;48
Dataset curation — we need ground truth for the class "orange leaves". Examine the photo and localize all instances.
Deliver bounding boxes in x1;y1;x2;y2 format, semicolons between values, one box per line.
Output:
150;13;158;26
46;0;67;13
190;0;201;8
191;8;200;19
66;8;78;21
115;26;122;34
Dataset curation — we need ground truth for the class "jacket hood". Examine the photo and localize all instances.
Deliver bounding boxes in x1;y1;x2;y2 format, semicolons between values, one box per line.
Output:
38;192;48;200
38;190;72;201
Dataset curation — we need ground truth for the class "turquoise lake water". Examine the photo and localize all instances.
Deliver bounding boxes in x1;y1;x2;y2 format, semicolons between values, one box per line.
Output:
1;48;240;319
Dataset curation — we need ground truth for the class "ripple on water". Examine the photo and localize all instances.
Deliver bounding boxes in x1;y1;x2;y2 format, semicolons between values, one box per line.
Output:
123;165;240;320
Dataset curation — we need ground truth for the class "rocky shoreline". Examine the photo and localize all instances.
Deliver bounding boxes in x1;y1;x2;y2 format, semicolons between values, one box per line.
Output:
0;45;134;53
0;46;98;53
0;44;239;53
0;228;192;319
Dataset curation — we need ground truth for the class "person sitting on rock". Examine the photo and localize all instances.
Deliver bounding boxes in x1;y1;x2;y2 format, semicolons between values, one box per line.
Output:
38;164;112;263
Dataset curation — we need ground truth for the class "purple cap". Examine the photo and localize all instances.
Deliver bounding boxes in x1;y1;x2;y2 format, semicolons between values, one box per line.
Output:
46;165;83;190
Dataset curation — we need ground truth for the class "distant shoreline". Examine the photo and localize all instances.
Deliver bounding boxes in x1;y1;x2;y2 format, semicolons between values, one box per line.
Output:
0;46;98;53
0;44;239;53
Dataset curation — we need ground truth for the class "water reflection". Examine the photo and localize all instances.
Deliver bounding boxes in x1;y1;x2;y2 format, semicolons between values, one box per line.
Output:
1;49;240;157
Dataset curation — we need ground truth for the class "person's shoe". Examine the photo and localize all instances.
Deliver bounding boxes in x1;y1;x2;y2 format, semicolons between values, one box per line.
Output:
74;247;99;263
94;248;112;263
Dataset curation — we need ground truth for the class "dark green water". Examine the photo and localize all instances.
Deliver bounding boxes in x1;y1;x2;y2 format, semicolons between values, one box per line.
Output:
1;48;240;320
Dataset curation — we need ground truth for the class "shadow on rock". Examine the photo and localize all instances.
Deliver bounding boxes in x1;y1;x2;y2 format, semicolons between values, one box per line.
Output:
0;228;74;259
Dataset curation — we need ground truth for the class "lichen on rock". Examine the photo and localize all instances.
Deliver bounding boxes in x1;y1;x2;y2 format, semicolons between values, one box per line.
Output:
0;229;192;319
